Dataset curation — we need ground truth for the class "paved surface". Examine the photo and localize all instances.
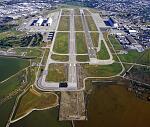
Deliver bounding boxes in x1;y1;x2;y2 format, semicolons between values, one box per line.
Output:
36;9;78;91
91;13;108;28
90;10;114;64
36;8;115;92
68;9;77;89
36;10;62;91
25;11;60;33
80;9;97;60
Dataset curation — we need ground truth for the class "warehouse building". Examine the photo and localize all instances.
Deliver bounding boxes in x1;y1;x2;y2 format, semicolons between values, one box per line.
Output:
108;17;118;28
36;17;43;26
31;17;53;27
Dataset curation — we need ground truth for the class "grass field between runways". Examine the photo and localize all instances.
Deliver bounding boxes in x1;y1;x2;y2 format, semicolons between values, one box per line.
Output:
75;16;83;31
58;16;70;31
51;54;69;62
53;32;69;54
97;40;110;60
90;32;99;47
76;32;88;54
85;16;97;31
46;64;68;82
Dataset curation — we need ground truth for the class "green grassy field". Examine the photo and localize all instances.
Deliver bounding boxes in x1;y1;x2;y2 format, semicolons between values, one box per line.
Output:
51;54;69;62
10;107;72;127
0;30;25;40
76;32;88;54
82;63;122;77
75;16;83;31
53;32;69;54
58;16;70;31
14;88;58;120
0;66;34;100
137;49;150;66
118;49;150;65
97;40;110;60
85;16;97;31
90;32;99;47
108;35;122;50
118;50;143;63
15;48;43;57
0;96;17;127
76;55;89;62
0;57;29;82
75;83;150;127
46;64;67;82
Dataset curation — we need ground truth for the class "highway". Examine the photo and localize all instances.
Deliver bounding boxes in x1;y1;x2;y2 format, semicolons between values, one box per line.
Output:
80;9;97;59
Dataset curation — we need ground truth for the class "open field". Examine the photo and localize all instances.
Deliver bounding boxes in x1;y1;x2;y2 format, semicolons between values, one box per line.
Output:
127;65;150;84
0;57;29;82
0;30;25;40
0;31;42;48
14;48;43;57
76;55;89;62
137;49;150;66
118;50;144;63
13;88;58;120
90;32;99;47
58;16;70;31
0;66;36;127
75;16;83;31
85;16;97;31
75;82;150;127
76;32;88;54
97;40;110;60
53;32;69;54
51;54;69;62
0;96;17;127
108;35;123;50
61;9;70;15
46;64;68;82
81;63;122;77
10;107;72;127
0;66;35;100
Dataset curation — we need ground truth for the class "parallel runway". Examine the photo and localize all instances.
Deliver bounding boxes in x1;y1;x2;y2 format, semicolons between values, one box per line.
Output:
80;9;97;59
68;9;77;88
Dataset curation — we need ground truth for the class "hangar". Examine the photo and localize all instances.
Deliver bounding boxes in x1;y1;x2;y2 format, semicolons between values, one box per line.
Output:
30;17;53;27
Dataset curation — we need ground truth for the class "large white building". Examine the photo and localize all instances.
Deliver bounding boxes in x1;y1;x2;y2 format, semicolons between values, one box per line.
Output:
46;17;52;26
108;17;118;28
33;17;53;27
36;17;43;26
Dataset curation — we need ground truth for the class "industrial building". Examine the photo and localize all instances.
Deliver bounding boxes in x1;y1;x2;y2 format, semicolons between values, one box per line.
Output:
36;17;43;26
47;18;52;26
31;17;53;27
108;17;118;28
